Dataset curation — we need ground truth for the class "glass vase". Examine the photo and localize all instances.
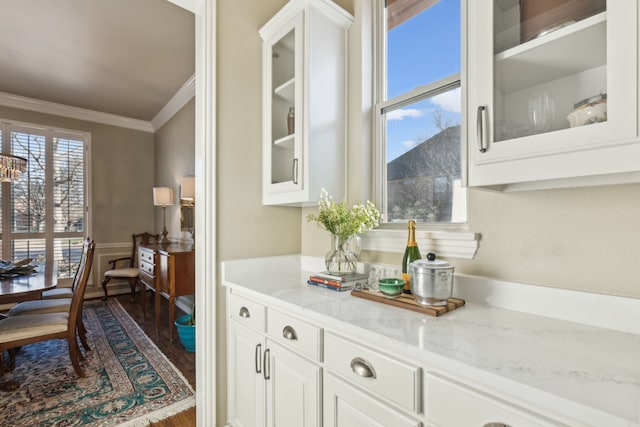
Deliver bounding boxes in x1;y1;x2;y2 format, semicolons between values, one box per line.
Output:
325;234;361;274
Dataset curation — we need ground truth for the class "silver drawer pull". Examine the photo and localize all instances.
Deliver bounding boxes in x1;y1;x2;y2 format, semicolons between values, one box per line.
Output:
282;325;298;341
255;343;262;374
350;357;376;379
263;348;271;380
483;423;511;427
239;306;250;318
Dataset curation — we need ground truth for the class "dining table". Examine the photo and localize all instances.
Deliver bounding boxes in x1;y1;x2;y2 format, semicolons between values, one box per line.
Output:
0;261;58;392
0;261;58;306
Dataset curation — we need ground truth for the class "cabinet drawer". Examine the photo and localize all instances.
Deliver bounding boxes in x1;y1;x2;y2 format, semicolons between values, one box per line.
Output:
228;292;266;332
139;271;154;288
266;308;322;362
139;260;155;276
426;373;562;427
139;249;154;265
324;331;421;414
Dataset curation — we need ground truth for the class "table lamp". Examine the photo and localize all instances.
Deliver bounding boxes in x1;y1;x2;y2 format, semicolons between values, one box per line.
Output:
153;186;174;244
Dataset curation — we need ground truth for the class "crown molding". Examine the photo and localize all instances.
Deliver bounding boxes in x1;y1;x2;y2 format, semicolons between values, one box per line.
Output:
151;73;196;131
0;91;155;132
0;73;196;133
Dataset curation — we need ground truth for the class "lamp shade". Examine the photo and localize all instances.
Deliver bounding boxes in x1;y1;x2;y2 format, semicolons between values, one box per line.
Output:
181;176;195;202
153;187;174;206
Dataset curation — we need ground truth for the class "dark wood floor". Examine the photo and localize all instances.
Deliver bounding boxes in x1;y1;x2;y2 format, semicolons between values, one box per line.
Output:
110;292;196;388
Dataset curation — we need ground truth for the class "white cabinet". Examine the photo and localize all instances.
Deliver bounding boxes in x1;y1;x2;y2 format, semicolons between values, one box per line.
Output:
323;331;423;427
265;340;321;427
259;0;352;206
323;372;422;427
425;373;563;427
228;319;265;427
465;0;640;190
226;292;322;427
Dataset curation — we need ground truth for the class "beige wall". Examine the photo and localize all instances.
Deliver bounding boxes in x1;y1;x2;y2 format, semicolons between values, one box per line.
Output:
154;98;196;242
0;105;155;294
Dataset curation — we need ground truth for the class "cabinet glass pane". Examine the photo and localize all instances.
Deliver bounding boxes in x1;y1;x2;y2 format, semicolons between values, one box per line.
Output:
271;28;296;185
493;0;607;142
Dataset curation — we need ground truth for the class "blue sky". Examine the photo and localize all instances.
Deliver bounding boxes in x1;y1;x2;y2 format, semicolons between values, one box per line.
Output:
386;0;461;161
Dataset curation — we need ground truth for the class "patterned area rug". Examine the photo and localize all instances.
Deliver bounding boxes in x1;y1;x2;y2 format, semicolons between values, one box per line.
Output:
0;299;195;427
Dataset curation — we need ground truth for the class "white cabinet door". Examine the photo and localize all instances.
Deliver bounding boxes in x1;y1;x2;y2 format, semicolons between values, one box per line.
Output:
466;0;639;189
261;11;304;202
323;372;422;427
228;320;266;427
265;340;322;427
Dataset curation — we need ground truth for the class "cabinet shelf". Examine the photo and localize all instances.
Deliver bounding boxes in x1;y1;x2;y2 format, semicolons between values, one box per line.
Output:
495;12;606;93
273;134;295;149
274;77;295;102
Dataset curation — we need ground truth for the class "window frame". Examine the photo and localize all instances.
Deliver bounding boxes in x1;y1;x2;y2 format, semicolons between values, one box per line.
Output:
361;0;478;259
0;119;91;283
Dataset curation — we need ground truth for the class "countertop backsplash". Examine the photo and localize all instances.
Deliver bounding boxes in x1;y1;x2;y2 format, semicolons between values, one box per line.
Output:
299;255;640;335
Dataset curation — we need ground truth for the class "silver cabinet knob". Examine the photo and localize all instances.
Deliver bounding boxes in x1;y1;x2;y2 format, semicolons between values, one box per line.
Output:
239;306;250;318
350;357;376;379
282;325;298;340
483;423;511;427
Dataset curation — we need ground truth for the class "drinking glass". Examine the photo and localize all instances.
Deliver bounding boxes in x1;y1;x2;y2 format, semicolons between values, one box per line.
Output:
528;92;555;134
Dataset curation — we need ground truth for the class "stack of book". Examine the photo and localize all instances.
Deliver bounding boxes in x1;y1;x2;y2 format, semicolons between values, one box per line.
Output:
307;271;368;292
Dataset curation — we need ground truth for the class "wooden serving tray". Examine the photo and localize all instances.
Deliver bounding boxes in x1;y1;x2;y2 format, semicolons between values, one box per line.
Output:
351;289;465;317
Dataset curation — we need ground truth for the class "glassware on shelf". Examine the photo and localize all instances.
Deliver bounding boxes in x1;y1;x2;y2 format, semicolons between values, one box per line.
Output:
528;92;555;134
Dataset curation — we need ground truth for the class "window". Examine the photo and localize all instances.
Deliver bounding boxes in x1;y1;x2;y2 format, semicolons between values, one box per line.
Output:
0;121;89;280
375;0;465;225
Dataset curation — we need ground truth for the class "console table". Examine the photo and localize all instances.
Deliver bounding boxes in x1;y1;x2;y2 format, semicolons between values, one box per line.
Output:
138;242;194;341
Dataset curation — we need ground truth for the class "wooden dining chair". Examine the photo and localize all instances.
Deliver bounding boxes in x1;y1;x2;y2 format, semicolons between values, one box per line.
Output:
102;232;159;302
7;238;95;352
0;239;95;378
40;238;93;300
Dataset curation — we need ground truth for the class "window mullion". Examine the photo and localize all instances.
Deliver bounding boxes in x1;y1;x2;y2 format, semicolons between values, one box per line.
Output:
45;130;54;261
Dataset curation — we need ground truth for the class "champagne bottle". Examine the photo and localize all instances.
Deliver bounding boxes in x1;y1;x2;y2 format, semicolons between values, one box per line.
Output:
401;220;421;293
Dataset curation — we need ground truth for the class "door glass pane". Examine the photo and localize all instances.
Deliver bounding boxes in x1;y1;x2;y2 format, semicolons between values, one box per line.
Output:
53;137;84;233
493;0;607;142
11;238;45;263
271;28;296;185
11;131;46;233
54;237;84;279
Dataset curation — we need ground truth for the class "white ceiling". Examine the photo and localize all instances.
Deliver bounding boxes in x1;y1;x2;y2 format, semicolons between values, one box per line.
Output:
0;0;195;122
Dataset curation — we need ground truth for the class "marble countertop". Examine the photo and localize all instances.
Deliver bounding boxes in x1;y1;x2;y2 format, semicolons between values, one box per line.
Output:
222;255;640;426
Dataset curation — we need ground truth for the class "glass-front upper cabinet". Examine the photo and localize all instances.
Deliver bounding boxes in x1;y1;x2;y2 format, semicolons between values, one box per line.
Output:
262;14;303;200
260;0;352;206
466;0;639;189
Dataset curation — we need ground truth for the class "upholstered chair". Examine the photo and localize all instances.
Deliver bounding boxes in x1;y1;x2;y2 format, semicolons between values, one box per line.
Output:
101;232;159;302
0;239;95;377
7;238;95;352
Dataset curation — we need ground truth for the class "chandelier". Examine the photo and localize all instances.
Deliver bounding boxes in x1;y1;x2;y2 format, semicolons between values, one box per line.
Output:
0;154;27;182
